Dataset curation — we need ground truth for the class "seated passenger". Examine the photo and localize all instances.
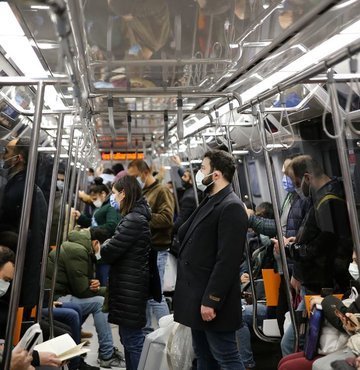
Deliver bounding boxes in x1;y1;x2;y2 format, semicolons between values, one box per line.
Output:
45;228;125;368
237;202;274;369
0;246;62;369
278;272;360;370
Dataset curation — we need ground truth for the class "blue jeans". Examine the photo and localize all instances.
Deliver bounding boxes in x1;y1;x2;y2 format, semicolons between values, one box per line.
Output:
96;263;110;286
42;302;82;344
59;295;114;359
119;326;145;370
145;250;170;330
191;329;245;370
236;302;268;368
281;288;306;356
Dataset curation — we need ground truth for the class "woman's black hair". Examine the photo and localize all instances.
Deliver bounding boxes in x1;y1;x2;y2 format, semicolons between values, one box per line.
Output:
89;177;110;195
113;175;142;215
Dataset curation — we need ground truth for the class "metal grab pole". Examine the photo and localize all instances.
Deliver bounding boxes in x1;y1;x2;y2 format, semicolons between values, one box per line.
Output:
328;74;360;273
242;156;255;207
186;140;199;207
225;125;242;197
258;104;299;352
2;82;45;370
65;137;81;238
73;135;89;210
36;114;64;323
225;125;278;342
48;123;75;338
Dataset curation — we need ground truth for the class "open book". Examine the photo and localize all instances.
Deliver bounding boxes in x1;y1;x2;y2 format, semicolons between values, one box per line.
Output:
34;333;90;362
14;323;43;352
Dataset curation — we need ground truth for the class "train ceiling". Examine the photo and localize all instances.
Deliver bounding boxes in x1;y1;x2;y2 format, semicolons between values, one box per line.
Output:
0;0;360;155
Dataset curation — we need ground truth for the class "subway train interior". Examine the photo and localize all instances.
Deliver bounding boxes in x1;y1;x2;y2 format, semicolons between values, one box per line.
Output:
0;0;360;369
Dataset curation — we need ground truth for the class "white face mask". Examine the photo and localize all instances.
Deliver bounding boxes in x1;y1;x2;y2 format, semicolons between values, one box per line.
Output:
93;199;103;208
88;176;94;183
195;171;214;192
349;262;359;280
57;180;64;191
95;251;102;260
0;279;10;297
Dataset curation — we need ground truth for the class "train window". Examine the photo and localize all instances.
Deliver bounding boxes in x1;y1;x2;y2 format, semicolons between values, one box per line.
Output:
248;161;261;198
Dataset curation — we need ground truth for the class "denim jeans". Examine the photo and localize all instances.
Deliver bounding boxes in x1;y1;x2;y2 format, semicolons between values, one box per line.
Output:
145;250;170;330
119;326;145;370
236;302;268;368
191;329;245;370
59;295;114;359
281;288;306;356
42;302;82;344
96;263;110;286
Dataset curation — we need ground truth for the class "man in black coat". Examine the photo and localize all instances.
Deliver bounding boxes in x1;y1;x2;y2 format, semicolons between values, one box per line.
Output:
173;150;248;370
0;138;47;311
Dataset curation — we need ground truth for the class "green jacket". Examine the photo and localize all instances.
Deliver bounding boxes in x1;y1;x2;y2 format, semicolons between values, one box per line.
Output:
77;198;120;236
45;229;106;300
142;180;174;250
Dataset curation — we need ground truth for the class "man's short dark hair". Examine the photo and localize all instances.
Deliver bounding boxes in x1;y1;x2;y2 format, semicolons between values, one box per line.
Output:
289;155;324;179
204;150;235;183
128;159;150;174
14;137;30;164
112;163;124;175
256;202;274;219
90;227;111;243
0;246;15;269
0;231;18;253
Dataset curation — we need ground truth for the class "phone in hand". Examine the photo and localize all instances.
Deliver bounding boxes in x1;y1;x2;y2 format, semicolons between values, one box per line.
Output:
334;308;358;327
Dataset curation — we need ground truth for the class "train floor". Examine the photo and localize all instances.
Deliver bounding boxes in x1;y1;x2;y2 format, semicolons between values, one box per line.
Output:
82;316;125;369
250;335;282;370
81;315;282;370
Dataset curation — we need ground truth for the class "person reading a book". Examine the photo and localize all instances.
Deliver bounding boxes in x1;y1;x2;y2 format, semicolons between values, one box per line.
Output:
0;246;62;369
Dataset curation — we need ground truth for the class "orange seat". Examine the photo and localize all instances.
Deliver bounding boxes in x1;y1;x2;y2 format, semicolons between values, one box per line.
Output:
13;306;37;346
262;269;281;306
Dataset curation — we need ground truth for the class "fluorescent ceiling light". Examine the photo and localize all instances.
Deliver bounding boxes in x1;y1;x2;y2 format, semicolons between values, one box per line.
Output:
239;19;360;104
0;4;66;109
266;144;288;149
0;3;25;36
30;5;50;10
232;150;250;155
37;42;60;50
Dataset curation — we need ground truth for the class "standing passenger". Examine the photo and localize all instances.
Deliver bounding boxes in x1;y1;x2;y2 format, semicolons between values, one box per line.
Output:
127;160;174;329
96;175;152;370
173;149;248;370
279;155;353;356
0;138;47;309
73;177;121;285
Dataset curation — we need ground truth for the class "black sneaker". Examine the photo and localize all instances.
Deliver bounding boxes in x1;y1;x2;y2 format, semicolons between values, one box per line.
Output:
78;361;100;370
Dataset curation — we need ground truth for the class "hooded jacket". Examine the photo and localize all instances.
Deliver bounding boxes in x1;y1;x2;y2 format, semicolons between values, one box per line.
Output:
100;197;152;328
77;198;120;237
46;229;105;300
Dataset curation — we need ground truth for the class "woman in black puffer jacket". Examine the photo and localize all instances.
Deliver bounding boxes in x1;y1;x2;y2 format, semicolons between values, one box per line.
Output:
98;175;151;370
